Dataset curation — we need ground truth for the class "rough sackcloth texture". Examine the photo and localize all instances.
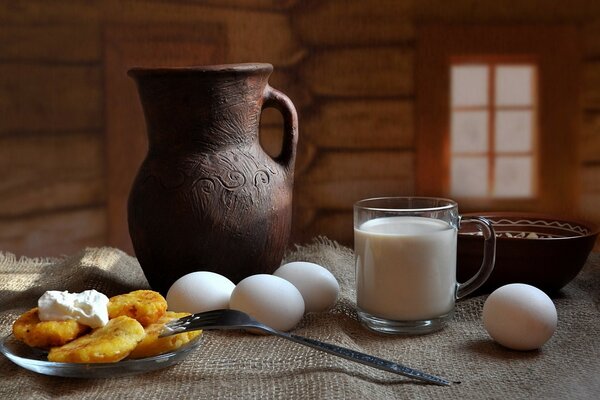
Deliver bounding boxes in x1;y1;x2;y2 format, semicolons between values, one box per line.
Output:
1;239;599;400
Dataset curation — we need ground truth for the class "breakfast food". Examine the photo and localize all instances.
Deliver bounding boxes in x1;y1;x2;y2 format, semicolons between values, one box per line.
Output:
273;262;339;313
229;274;305;332
38;289;109;328
12;289;201;363
12;307;89;348
108;290;168;326
166;271;235;314
128;311;201;359
48;316;145;363
483;283;558;350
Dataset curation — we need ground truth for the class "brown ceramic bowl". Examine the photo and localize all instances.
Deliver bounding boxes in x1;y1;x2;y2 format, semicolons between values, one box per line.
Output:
457;212;599;294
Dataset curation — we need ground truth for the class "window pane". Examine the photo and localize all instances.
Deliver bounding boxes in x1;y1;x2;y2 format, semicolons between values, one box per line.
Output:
451;111;489;153
495;65;534;106
451;156;488;197
494;156;533;197
495;110;533;152
451;65;489;107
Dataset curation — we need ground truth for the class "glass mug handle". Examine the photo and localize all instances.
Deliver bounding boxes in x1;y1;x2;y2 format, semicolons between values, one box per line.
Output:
456;216;497;299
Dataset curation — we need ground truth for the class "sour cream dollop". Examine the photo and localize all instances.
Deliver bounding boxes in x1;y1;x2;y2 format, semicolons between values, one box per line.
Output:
38;290;110;328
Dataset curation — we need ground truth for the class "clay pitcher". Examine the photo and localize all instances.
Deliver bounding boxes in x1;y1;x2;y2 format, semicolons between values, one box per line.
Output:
127;63;298;294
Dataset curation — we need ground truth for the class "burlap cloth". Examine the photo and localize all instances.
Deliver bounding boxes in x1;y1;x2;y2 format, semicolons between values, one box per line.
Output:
1;238;599;399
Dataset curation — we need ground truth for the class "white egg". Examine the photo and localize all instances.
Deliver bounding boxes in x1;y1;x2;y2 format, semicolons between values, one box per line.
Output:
273;261;339;313
166;271;235;313
229;274;305;332
483;283;558;351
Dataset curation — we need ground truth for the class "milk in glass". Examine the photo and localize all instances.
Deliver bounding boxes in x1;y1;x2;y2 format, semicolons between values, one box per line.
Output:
355;216;457;320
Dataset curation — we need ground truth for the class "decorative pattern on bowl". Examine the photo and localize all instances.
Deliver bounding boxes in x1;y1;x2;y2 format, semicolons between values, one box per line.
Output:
461;217;593;239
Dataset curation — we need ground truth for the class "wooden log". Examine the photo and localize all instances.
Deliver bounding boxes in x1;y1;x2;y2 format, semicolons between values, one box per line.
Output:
0;1;100;23
102;1;305;67
585;64;600;224
0;24;100;62
0;64;102;134
302;99;414;149
296;179;414;211
294;140;318;177
0;133;105;217
197;0;299;10
298;150;414;183
583;62;600;110
300;47;413;97
0;1;305;67
581;112;600;162
3;0;599;26
411;1;600;22
231;0;600;41
293;0;414;46
296;151;415;209
583;22;600;58
0;0;296;21
579;165;600;246
292;210;354;246
580;165;600;249
581;165;600;193
0;207;106;258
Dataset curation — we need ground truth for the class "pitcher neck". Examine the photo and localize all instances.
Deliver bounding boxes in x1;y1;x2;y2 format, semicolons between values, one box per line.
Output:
129;63;273;150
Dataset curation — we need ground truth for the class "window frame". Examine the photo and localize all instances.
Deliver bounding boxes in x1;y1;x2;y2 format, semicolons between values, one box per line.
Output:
416;25;580;215
449;56;539;199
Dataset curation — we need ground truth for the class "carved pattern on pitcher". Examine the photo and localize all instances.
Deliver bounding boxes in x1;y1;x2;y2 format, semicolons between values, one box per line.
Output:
253;170;270;187
188;149;276;195
191;168;274;192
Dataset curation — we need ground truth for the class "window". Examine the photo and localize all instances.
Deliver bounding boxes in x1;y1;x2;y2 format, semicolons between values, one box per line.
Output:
416;26;579;215
449;60;538;199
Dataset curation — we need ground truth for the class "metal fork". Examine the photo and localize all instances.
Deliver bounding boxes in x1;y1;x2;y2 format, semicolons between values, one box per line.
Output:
160;309;451;386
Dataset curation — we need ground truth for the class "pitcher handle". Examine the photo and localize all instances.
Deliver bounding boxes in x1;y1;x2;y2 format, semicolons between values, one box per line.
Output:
262;85;298;171
456;216;497;299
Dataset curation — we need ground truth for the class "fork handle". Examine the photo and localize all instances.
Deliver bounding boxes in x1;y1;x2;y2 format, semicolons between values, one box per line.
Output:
273;331;450;386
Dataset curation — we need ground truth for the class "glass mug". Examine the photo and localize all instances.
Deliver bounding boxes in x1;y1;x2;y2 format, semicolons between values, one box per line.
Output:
354;197;496;334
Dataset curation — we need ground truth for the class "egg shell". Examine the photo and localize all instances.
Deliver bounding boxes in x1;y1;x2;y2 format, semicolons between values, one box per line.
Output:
166;271;235;314
229;274;305;332
483;283;557;351
273;261;339;313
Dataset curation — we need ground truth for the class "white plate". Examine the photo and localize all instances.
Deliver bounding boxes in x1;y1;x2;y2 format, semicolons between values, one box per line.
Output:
0;333;202;378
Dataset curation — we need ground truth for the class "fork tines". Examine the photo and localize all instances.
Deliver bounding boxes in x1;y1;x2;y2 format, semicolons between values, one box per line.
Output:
159;309;223;337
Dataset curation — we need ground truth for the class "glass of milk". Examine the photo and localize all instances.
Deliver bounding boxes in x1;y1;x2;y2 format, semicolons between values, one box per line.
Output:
354;197;496;334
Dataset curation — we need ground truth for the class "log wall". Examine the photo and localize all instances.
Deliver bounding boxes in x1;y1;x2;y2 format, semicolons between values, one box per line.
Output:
0;0;598;257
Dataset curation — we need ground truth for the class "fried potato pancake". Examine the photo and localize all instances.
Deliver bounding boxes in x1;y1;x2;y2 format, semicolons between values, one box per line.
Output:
107;290;167;327
48;316;145;363
12;308;89;348
128;311;201;359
